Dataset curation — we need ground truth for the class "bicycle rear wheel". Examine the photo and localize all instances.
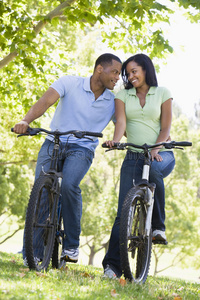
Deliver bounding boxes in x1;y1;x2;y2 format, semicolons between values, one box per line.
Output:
120;187;152;283
25;175;58;271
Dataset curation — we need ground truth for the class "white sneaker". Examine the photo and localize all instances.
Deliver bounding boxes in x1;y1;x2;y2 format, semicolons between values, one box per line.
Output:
61;248;79;263
152;230;167;242
103;265;118;279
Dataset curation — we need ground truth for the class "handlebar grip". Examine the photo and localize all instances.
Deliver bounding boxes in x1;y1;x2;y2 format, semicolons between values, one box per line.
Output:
85;131;103;138
102;142;108;148
11;127;39;137
102;142;119;148
174;141;192;147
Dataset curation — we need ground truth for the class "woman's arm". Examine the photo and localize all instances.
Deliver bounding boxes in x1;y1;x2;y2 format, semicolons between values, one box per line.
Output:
105;98;126;147
151;98;173;161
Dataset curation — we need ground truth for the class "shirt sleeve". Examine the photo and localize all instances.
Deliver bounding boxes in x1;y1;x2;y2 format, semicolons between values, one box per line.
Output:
50;76;72;98
161;87;173;104
115;89;126;103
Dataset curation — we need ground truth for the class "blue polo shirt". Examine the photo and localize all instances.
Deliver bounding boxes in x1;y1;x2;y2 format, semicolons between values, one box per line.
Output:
47;75;115;151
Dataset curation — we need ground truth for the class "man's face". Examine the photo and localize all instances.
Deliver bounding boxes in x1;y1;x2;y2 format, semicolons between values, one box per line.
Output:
99;60;122;90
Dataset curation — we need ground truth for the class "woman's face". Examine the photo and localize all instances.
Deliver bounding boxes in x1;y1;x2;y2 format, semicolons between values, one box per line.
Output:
126;60;146;88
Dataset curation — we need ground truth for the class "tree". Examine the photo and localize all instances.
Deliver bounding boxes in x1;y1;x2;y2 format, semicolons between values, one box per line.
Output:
1;0;200;70
0;164;34;244
80;123;126;265
1;0;200;262
152;115;200;275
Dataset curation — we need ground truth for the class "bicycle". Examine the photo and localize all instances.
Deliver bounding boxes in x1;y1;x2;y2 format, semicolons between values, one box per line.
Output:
12;127;103;271
102;140;192;283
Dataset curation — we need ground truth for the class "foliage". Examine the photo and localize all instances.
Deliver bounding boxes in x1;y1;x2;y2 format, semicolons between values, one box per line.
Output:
1;0;200;270
80;122;126;264
0;106;37;244
1;0;200;72
80;114;200;270
152;115;200;274
1;251;200;300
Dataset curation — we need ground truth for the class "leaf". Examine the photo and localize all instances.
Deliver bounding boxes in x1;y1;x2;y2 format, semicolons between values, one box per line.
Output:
19;272;26;278
81;272;93;278
111;289;119;297
119;278;127;287
172;293;182;300
19;268;29;272
10;259;16;264
60;265;68;271
35;272;47;278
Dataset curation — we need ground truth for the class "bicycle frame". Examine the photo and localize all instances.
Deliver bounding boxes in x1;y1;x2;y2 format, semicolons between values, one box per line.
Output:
11;126;103;271
134;150;155;238
103;139;192;282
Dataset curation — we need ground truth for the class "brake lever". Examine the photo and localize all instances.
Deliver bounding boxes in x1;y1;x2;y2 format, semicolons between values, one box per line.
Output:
17;134;28;137
73;133;93;141
85;137;93;141
105;148;115;152
16;128;40;138
174;146;184;150
105;145;127;152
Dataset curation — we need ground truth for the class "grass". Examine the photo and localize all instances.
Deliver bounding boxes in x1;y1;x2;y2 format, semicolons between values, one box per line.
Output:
0;252;200;300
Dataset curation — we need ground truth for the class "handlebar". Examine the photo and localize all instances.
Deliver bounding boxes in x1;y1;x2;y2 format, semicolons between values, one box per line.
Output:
11;127;103;138
169;141;192;147
102;141;192;151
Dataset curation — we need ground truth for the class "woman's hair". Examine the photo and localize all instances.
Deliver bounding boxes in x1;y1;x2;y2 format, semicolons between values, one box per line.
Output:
121;53;158;89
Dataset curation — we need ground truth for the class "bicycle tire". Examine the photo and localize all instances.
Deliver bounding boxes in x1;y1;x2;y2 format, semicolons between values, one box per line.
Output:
51;207;66;269
25;175;58;271
120;187;152;283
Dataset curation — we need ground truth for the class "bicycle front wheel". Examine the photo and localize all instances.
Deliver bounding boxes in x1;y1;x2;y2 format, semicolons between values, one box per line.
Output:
51;206;66;269
25;175;58;271
120;187;152;283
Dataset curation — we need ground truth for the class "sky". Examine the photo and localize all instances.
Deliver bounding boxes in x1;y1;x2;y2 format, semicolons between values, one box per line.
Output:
157;13;200;118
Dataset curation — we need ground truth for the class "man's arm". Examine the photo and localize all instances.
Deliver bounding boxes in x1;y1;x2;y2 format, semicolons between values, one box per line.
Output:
13;87;60;134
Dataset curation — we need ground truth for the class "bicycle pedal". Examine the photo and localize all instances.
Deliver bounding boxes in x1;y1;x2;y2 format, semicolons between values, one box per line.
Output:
61;255;78;263
152;239;168;245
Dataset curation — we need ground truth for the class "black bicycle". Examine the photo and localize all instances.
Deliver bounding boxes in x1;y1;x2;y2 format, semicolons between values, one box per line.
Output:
12;127;103;271
102;140;192;283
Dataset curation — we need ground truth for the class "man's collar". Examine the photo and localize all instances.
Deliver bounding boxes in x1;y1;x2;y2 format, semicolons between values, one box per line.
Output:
84;76;111;100
83;76;92;92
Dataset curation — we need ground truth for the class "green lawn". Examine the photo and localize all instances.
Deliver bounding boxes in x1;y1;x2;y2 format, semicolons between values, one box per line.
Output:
0;252;199;300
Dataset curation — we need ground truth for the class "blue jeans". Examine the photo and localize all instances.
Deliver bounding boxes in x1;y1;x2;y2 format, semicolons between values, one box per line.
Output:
102;150;175;277
23;139;94;259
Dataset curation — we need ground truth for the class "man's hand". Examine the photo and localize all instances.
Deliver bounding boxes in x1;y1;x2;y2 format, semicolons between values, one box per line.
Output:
13;121;29;134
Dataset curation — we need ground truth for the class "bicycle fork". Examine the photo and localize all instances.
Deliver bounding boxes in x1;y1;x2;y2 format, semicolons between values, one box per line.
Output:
48;173;63;226
141;163;155;237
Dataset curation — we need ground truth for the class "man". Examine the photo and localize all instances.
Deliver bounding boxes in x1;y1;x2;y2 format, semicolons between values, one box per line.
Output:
14;53;122;263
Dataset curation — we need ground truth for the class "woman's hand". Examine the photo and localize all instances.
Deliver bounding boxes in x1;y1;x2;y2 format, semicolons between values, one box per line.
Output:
151;149;163;162
104;140;117;148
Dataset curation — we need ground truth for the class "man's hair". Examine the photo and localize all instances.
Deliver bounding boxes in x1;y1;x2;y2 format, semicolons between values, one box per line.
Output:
94;53;121;69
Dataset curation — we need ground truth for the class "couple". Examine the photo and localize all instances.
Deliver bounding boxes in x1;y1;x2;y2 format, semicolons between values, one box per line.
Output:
13;52;175;278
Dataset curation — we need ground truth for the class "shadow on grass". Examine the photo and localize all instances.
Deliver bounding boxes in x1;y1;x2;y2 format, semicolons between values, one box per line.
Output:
0;251;25;279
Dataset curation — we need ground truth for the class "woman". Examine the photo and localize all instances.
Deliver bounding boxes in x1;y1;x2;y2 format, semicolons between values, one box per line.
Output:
102;54;175;279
